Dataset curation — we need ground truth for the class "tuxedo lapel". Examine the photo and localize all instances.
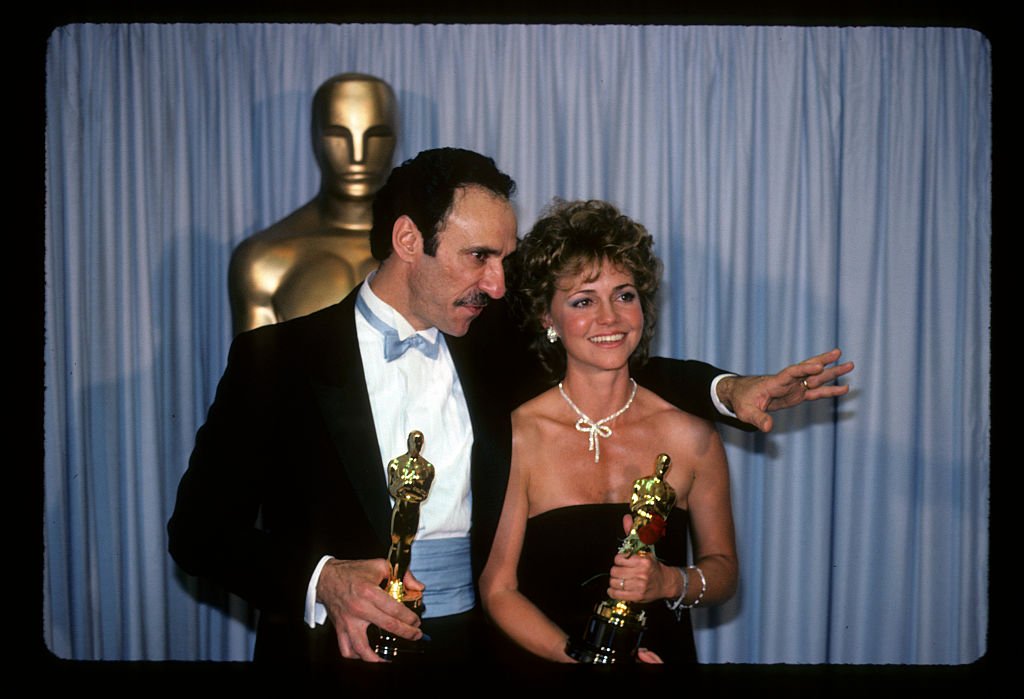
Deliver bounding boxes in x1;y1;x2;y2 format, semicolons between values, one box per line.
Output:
305;290;392;547
447;329;513;570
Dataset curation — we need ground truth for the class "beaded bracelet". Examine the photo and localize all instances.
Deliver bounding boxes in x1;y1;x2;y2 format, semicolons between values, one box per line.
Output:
683;565;706;608
665;565;706;619
665;566;690;620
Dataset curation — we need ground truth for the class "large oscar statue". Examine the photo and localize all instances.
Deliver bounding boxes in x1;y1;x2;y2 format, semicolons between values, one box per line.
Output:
566;454;676;664
373;430;435;660
228;73;398;335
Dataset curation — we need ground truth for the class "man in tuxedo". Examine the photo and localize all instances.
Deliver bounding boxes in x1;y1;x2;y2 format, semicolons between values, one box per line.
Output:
168;147;851;670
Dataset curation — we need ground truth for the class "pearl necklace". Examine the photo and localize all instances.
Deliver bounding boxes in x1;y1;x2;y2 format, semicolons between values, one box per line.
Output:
557;379;638;463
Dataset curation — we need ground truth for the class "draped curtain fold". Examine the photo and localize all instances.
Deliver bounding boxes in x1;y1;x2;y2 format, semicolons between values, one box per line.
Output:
43;24;990;663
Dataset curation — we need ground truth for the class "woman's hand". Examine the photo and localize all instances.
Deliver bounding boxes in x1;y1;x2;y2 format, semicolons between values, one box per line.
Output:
607;551;680;603
636;647;665;664
606;515;682;603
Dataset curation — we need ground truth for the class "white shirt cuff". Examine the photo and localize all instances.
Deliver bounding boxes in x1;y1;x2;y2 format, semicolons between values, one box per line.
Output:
304;555;334;628
711;373;738;419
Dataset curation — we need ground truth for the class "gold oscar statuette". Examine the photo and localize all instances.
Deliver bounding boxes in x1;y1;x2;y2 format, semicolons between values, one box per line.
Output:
566;453;676;664
372;430;435;660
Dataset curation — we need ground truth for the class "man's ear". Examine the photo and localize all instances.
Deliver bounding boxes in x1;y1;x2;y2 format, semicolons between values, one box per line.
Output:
391;215;422;262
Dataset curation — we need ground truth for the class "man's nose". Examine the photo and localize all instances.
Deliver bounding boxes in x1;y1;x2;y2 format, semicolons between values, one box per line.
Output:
480;261;507;299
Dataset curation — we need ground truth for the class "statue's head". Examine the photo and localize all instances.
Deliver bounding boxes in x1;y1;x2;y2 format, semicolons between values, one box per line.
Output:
311;73;398;200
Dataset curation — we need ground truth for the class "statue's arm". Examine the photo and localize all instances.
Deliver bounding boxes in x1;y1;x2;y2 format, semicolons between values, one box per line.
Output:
228;239;282;336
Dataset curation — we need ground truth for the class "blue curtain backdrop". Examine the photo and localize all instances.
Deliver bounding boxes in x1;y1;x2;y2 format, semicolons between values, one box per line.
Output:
43;24;990;663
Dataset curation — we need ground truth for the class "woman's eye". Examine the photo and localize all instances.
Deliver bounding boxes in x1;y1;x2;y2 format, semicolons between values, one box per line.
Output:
619;291;636;302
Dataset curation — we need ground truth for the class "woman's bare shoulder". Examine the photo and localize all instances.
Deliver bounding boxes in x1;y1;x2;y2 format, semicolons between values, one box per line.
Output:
636;386;714;428
512;387;563;425
634;386;720;450
511;388;567;452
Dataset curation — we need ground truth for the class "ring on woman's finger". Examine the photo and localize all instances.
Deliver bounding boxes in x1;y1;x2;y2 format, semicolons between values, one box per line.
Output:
801;379;810;390
619;578;626;590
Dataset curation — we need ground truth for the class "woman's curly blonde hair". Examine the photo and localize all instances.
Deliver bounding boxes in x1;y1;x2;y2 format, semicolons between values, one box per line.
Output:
507;199;662;378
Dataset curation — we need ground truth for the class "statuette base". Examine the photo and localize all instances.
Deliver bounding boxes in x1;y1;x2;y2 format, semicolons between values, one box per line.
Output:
565;600;645;664
372;593;426;661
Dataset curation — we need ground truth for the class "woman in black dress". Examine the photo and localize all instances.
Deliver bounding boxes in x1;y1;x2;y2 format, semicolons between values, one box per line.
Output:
480;200;739;664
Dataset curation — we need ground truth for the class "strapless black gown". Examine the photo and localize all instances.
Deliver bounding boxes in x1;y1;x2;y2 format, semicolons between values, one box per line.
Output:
515;502;697;664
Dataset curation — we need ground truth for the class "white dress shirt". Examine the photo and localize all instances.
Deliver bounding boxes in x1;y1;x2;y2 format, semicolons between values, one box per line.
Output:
305;278;474;626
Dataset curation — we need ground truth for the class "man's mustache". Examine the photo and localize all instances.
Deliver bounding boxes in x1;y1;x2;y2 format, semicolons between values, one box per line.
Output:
455;291;490;308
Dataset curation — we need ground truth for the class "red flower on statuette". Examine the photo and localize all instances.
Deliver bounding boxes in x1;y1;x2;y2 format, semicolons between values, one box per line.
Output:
637;514;667;545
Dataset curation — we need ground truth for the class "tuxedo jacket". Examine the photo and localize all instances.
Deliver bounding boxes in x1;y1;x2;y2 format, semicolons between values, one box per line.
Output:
167;286;743;663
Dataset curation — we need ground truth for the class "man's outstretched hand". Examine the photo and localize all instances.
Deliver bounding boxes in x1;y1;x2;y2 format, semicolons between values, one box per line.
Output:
717;348;854;432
